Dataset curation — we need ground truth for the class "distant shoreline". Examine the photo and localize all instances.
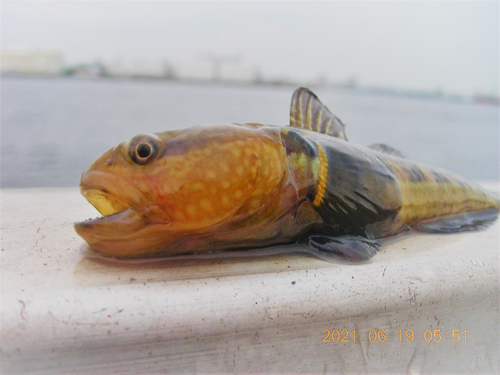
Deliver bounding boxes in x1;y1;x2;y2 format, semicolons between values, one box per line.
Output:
3;74;498;106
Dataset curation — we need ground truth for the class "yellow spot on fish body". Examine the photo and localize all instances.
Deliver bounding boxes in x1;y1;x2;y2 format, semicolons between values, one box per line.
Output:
235;165;244;176
234;190;243;199
219;161;230;173
186;204;197;216
200;199;212;211
173;210;186;221
206;170;217;179
230;146;242;158
262;166;269;177
192;182;204;190
251;188;263;197
221;181;231;189
248;198;261;208
243;157;251;167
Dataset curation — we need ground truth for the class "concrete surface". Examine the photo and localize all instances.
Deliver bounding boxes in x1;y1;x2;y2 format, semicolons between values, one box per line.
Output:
1;185;499;374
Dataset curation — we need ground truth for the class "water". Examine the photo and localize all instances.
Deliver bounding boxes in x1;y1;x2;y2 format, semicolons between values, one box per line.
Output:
1;77;498;188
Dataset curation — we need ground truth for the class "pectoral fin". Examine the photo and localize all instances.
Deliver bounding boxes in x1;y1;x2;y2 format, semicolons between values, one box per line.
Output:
414;208;498;233
290;87;348;140
303;234;382;262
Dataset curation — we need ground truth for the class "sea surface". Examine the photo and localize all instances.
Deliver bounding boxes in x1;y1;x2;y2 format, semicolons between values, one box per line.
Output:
1;77;498;188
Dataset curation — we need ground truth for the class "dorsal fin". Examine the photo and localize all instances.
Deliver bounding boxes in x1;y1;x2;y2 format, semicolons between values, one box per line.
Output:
290;87;348;140
368;143;406;158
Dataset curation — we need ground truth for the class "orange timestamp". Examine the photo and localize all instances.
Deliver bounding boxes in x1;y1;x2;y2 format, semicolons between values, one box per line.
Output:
322;329;467;343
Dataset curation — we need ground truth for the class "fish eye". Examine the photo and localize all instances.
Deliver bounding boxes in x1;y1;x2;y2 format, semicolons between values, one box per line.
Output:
136;143;152;158
128;135;159;165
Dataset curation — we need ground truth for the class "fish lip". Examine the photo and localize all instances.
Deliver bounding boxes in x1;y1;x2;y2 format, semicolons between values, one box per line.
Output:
73;207;149;257
74;206;130;226
73;206;174;258
79;169;144;210
74;206;147;236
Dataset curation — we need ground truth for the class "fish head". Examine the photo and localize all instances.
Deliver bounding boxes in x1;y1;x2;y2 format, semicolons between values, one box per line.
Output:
74;124;287;258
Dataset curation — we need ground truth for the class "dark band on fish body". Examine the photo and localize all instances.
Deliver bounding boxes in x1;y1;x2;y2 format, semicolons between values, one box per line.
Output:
430;170;450;184
311;138;404;239
406;166;427;183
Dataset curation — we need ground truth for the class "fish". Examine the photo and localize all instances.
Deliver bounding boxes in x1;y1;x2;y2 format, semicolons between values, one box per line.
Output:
74;87;499;261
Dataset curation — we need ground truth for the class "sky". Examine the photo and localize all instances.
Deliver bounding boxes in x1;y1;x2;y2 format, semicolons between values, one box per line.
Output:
1;1;499;96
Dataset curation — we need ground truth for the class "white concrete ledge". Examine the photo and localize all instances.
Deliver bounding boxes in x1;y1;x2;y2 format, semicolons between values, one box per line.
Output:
1;185;499;374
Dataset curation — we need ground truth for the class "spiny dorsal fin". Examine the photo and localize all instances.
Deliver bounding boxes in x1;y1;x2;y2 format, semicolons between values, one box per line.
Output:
290;87;348;140
367;143;406;158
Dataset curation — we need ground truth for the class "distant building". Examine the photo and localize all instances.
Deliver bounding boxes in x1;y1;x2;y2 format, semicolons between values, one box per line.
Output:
175;56;260;83
0;47;63;76
104;58;174;79
221;63;260;83
473;94;500;105
64;61;106;78
175;60;214;81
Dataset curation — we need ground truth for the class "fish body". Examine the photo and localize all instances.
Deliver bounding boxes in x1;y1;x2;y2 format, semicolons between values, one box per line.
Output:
74;88;499;261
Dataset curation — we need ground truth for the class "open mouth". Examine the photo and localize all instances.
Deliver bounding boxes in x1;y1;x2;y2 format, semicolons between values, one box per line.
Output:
74;167;173;258
82;189;130;219
73;169;149;243
74;186;148;245
75;187;142;234
75;168;143;226
74;185;172;258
